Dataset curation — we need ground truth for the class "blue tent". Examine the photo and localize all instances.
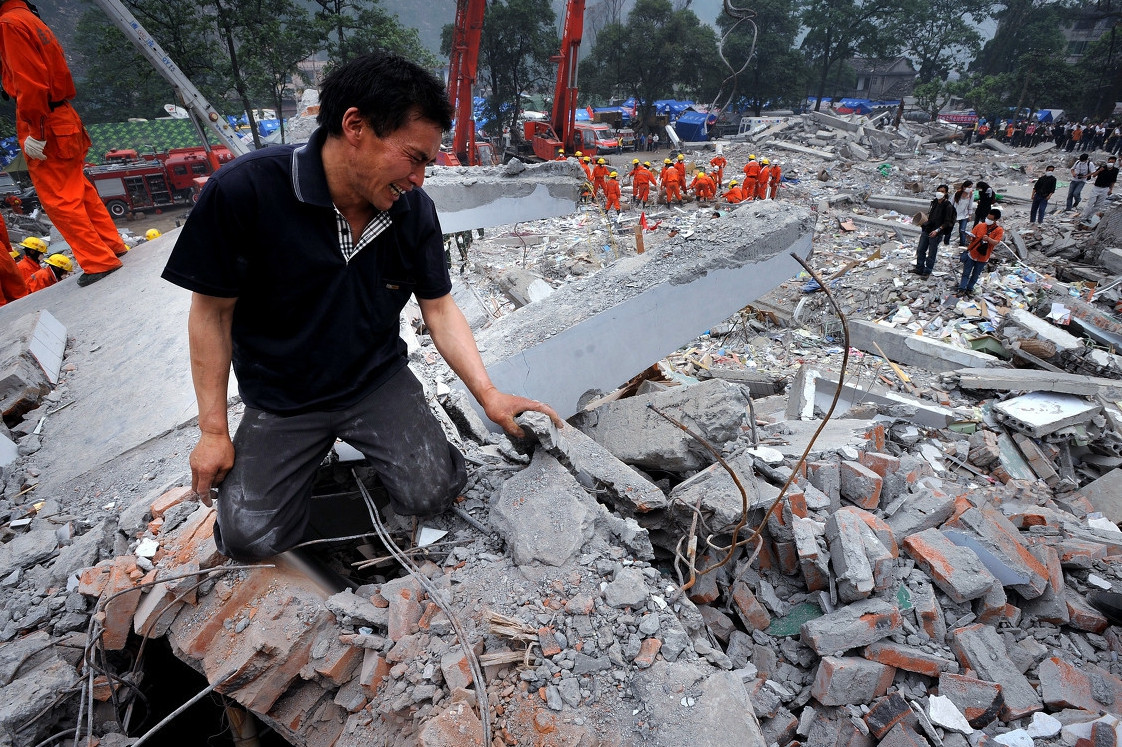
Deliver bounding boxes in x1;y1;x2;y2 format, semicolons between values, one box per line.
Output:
0;136;19;169
652;100;694;117
674;110;710;142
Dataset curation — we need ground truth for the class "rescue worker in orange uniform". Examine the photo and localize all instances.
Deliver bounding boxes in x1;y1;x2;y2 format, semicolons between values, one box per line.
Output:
709;153;727;190
756;158;771;201
633;162;656;208
0;213;28;306
16;236;46;284
627;158;642;200
592;157;610;198
0;0;128;287
723;179;745;204
661;159;683;205
579;155;593;181
556;149;566;161
768;160;782;199
604;171;622;213
742;154;760;201
674;153;686;184
689;167;715;204
27;253;71;293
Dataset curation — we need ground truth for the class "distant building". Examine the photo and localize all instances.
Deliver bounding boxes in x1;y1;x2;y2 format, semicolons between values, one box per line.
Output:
846;57;917;101
1062;9;1117;62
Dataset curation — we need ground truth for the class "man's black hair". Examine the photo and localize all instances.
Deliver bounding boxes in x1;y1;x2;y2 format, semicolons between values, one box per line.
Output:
317;51;453;137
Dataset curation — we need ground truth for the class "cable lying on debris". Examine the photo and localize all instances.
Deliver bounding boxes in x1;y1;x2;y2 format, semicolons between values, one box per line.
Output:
652;252;852;597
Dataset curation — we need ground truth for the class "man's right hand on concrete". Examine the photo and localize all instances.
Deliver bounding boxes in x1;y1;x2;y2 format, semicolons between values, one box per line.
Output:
191;430;234;506
21;136;47;161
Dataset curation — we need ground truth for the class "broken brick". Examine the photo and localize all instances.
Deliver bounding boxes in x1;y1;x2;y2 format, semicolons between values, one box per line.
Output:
731;580;771;632
938;672;1003;728
150;485;195;519
864;692;917;739
839;460;883;510
810;656;894;706
801;598;901;655
863;641;959;677
902;529;997;603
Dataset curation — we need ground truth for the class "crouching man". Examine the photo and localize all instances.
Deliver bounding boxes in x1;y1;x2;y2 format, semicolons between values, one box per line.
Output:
163;51;560;561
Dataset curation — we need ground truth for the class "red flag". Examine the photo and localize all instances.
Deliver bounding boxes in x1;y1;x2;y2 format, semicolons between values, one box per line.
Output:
639;211;647;230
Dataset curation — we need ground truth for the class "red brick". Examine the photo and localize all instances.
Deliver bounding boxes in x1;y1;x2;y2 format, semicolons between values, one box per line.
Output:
77;560;113;598
1057;539;1108;568
564;593;594;615
147;517;164;535
863;641;958;677
698;606;736;643
731;581;771;631
864;693;916;739
839;460;883;510
100;556;141;651
417;602;440;631
1038;656;1122;712
633;638;661;669
786;491;808;519
859;452;900;480
938;672;1003;728
687;561;720;605
150;486;195;519
1066;590;1109;633
417;700;484;746
538;627;562;657
359;650;390;697
386;587;423;642
312;638;363;686
878;723;928;747
837;506;898;557
811;656;894;706
266;681;346;745
132;581;184;639
865;424;886;452
774;541;799;576
440;649;473;692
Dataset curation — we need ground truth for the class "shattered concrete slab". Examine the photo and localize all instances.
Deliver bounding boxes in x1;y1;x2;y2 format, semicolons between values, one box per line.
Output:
467;202;814;421
993;391;1102;438
848;320;1003;373
949;368;1122;399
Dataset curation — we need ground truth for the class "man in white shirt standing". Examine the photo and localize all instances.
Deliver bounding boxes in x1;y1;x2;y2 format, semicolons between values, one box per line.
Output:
1067;153;1094;211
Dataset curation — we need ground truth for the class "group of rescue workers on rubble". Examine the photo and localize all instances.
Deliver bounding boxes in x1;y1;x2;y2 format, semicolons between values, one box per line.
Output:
559;148;782;213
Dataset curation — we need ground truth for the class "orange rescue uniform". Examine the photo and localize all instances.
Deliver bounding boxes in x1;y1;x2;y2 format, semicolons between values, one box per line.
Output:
769;164;782;199
27;265;58;293
0;213;26;306
0;0;126;275
592;164;610;196
723;186;745;204
661;166;683;203
604;178;622;211
709;155;727;188
689;173;715;201
742;160;761;201
16;254;39;284
755;165;770;200
674;160;686;184
633;168;656;204
579;161;593;181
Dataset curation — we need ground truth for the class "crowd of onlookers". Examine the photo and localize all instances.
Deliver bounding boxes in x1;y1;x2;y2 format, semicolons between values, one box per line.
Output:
963;118;1122;154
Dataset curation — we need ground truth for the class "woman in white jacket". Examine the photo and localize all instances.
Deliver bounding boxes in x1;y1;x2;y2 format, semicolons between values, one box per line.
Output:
953;180;974;246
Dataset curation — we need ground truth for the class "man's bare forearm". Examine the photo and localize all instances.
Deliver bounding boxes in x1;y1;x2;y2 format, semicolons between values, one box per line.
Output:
418;294;498;404
188;293;237;435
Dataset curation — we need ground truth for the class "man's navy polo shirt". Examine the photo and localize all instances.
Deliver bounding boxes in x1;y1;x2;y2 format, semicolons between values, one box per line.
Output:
162;128;452;416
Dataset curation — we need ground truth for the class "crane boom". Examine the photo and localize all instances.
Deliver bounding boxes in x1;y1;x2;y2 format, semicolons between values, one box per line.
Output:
550;0;586;153
89;0;252;159
447;0;486;165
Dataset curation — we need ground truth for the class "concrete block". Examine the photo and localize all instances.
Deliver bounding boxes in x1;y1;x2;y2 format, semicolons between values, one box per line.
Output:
885;487;955;538
799;366;958;428
793;517;830;592
1076;468;1122;525
806;461;841;505
839;460;882;509
911;581;946;642
468;205;814;422
518;411;667;515
944;506;1050;599
1002;309;1084;356
806;717;877;747
490;451;595;567
849;320;1001;374
800;598;902;655
573;379;751;472
1101;247;1122;275
0;311;55;420
810;111;862;133
132;581;183;639
878;723;931;747
993;392;1101;439
865;693;918;739
1038;656;1122;713
902;529;997;603
938;672;1004;728
863;641;959;677
825;508;874;601
811;656;895;706
423;159;583;233
951;368;1122;400
951;624;1042;720
668;450;780;532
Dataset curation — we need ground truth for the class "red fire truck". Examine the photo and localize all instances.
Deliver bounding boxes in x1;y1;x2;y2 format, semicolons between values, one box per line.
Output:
86;146;234;217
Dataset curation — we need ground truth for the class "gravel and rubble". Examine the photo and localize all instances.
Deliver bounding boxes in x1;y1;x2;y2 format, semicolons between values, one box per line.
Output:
1;109;1122;746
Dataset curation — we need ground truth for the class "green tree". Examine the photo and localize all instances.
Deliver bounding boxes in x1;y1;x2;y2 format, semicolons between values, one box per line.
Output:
1078;24;1122;118
716;0;808;115
800;0;909;110
313;0;438;69
240;0;330;144
897;0;991;83
578;0;722;128
959;72;1016;120
914;78;969;119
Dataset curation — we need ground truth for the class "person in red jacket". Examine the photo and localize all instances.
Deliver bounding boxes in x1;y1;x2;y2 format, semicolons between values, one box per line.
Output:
689;167;715;204
592;157;610;197
662;160;683;204
756;159;771;201
0;0;127;287
723;180;745;204
709;153;727;190
579;155;593;181
633;162;656;208
742;154;760;201
604;171;622;213
27;253;71;293
626;158;643;200
0;248;27;306
768;160;782;199
674;153;686;184
957;208;1003;296
15;236;46;284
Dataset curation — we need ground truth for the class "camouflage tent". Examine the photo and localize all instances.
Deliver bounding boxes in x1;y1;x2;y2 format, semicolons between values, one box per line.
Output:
85;120;222;165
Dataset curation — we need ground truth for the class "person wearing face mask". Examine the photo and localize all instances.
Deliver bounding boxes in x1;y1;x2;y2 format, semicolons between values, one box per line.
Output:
958;208;1003;296
1080;156;1118;223
953;180;973;246
913;185;955;276
1030;165;1056;224
973;181;995;226
1067;153;1094;211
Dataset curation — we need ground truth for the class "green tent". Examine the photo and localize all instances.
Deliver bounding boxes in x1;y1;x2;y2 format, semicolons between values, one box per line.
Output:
85;119;223;165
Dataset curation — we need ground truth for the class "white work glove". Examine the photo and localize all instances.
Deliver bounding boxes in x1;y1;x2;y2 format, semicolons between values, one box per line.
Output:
22;136;47;161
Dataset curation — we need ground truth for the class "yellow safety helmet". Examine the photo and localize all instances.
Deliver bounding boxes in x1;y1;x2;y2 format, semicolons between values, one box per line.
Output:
597;158;606;164
145;228;161;240
558;149;564;155
632;158;640;164
664;158;672;164
609;171;618;178
761;158;770;165
19;236;47;253
583;156;591;162
677;154;685;160
729;180;738;186
45;254;73;272
574;150;583;157
9;250;19;259
643;161;651;167
748;154;757;160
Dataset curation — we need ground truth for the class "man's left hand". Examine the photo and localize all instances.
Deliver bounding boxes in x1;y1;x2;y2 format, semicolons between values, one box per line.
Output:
480;389;563;438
